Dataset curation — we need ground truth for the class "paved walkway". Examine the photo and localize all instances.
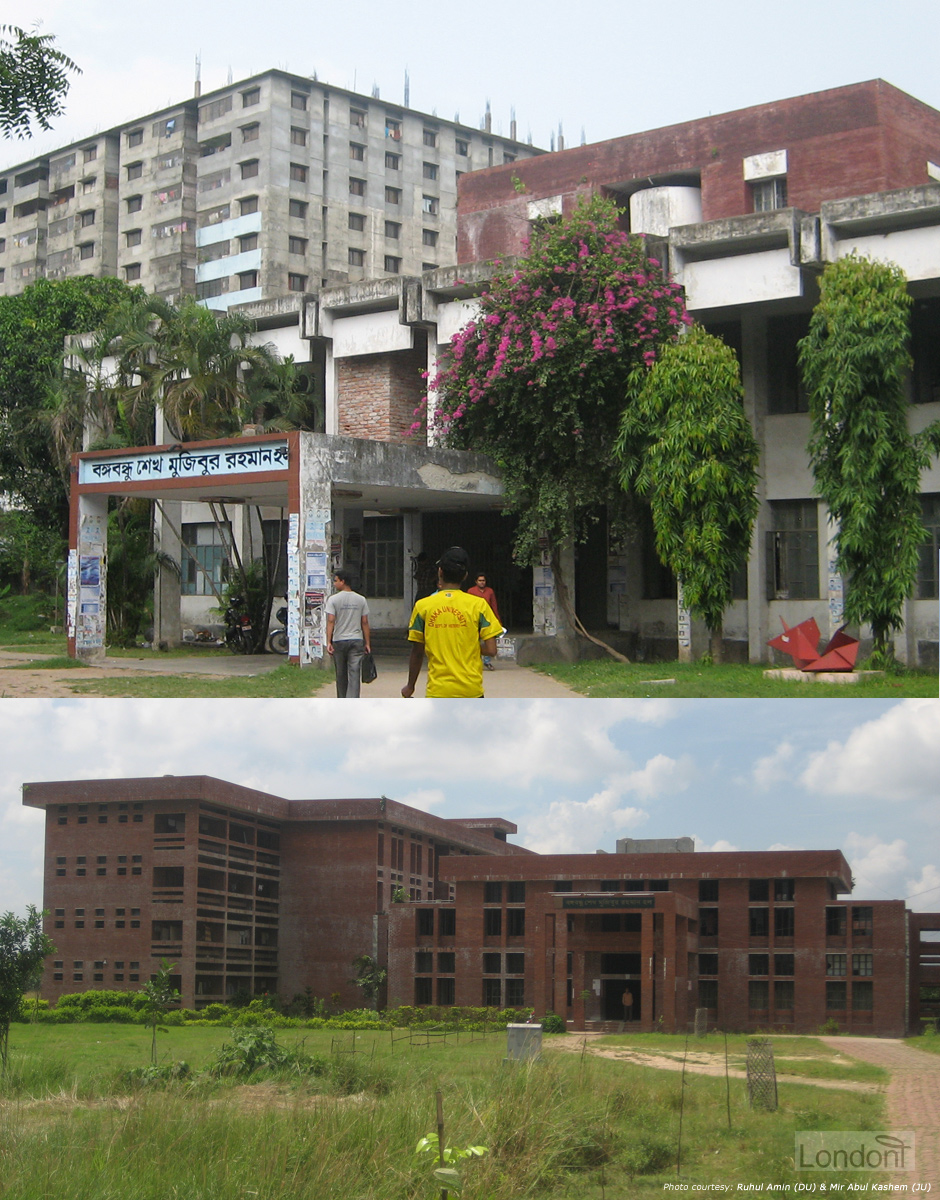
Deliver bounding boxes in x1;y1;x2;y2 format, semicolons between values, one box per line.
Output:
0;648;578;698
821;1037;940;1185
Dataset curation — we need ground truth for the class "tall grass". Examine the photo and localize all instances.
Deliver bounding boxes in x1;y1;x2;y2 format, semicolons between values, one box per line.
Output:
0;1027;888;1199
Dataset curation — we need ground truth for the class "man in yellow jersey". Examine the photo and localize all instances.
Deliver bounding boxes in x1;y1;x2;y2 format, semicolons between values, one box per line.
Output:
401;546;504;698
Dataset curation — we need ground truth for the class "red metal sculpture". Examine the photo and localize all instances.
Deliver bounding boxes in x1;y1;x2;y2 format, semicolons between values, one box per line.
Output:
767;617;859;672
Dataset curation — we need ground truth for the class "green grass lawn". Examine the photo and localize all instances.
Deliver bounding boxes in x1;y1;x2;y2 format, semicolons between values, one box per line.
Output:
534;658;937;697
1;1023;890;1199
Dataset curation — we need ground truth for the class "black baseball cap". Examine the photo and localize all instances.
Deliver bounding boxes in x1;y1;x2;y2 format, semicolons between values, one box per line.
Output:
436;546;470;573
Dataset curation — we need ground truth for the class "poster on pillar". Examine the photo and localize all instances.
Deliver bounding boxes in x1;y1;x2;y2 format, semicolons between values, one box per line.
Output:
287;513;301;658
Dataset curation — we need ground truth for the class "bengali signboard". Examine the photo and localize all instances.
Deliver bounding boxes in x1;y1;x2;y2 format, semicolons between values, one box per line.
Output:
560;895;656;910
78;441;290;486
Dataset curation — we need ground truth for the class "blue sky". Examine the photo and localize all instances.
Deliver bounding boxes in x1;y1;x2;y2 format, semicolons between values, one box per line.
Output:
2;698;938;917
5;0;940;169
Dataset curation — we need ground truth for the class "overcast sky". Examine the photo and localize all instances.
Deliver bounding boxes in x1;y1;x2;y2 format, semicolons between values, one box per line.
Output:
5;0;940;170
2;698;938;918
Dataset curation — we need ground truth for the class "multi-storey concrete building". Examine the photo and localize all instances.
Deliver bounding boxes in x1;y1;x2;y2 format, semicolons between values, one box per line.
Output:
0;69;539;306
23;775;938;1035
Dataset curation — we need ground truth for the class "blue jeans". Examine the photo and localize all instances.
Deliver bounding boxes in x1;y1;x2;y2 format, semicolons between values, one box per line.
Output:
333;639;365;697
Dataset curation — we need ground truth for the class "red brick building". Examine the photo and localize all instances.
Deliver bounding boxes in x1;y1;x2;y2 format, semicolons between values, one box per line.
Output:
24;776;935;1035
387;850;912;1037
23;775;527;1009
456;79;940;262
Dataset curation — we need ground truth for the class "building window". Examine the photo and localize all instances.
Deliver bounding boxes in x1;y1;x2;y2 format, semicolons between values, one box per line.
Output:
384;221;400;240
506;909;525;936
826;953;847;977
348;247;365;267
698;880;719;902
126;195;142;214
752;177;788;212
290;91;307;111
483;909;502;936
423;128;437;148
237;269;258;290
384;255;401;274
748;954;769;976
748;980;769;1009
422;228;438;247
384;152;400;171
698;953;718;975
456;138;469;156
287;199;308;220
240;159;259;180
483;882;502;903
852;981;874;1010
83;145;97;162
414;951;433;973
505;979;525;1007
767;314;811;414
288;273;307;292
348;212;365;232
483;978;501;1006
125;228;143;248
774;980;794;1009
127;129;144;147
79;210;95;228
79;242;94;260
349;143;365;161
503;153;516;165
349;177;366;197
826;907;847;937
181;522;230;595
699;908;718;936
439;909;455;936
437;978;455;1006
749;908;769;937
507;882;525;904
767;499;819;600
362;514;403;597
385;118;401;140
416;909;434;937
852;907;873;936
826;981;847;1010
242;87;261;108
290;163;307;183
852;953;873;977
237;123;259;144
291;127;307;146
422;195;439;216
774;879;795;901
414;978;432;1005
240;195;259;216
423;162;439;181
917;494;940;598
774;953;794;975
749;879;769;901
774;907;795;937
385;186;401;205
126;162;143;181
350;107;366;128
288;235;307;256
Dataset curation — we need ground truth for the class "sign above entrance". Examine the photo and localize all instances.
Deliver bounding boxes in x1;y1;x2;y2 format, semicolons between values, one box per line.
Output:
560;895;656;910
78;440;290;485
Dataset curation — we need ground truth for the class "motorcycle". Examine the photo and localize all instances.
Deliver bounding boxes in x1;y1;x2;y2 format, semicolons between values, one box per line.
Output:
223;594;254;654
267;606;288;655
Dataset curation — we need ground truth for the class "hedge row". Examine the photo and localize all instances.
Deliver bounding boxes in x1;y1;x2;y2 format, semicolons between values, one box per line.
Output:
16;993;552;1032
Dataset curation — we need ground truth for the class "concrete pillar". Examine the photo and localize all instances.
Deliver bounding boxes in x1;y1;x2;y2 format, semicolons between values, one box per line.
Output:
742;313;770;662
294;436;334;667
154;500;182;648
71;493;109;664
640;911;656;1032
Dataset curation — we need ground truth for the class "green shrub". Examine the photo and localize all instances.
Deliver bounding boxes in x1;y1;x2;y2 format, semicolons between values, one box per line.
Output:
541;1012;567;1034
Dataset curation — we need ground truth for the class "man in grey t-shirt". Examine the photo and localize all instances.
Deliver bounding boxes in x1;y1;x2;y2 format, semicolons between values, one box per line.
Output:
325;570;371;697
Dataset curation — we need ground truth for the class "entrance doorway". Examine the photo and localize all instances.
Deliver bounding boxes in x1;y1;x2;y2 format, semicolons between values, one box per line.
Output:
420;511;532;630
602;978;641;1021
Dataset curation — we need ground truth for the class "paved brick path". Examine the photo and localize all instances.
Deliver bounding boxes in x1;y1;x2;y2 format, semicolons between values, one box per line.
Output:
821;1037;940;1185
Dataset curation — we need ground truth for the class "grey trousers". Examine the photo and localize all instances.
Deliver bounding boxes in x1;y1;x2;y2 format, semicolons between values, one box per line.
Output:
333;639;365;697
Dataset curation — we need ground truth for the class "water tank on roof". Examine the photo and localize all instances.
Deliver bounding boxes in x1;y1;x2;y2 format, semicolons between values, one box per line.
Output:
629;186;702;237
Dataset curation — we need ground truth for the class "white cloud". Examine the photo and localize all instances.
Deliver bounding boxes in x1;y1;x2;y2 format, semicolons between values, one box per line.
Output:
691;837;740;853
521;754;695;854
843;833;910;900
396;789;446;812
752;741;794;790
800;700;940;803
904;864;940;912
